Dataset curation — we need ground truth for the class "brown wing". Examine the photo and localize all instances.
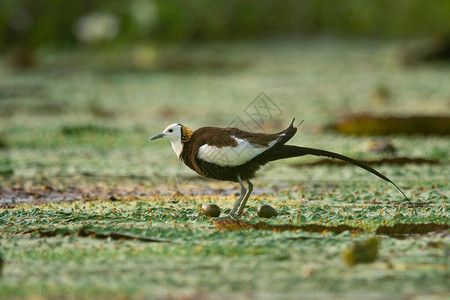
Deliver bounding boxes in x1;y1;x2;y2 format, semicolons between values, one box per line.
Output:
181;119;297;173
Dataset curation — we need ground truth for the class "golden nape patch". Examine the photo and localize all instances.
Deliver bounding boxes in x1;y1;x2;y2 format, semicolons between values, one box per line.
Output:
181;126;193;142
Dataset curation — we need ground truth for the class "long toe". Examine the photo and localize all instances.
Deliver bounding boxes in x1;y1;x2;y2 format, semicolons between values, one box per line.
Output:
212;215;234;220
228;212;241;219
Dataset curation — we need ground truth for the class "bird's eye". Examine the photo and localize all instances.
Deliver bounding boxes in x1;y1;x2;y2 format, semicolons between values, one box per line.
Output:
168;129;173;133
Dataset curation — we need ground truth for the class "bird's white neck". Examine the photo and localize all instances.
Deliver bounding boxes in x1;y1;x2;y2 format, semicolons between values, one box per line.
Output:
171;140;183;158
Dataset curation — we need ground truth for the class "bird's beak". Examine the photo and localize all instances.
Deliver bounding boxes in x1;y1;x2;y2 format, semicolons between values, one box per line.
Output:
149;133;165;141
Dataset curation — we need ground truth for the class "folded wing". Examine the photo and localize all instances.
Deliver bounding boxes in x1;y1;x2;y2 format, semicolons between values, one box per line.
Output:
197;135;279;166
196;119;297;167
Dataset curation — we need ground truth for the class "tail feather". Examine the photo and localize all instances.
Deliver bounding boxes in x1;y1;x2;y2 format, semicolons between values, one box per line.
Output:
264;145;415;213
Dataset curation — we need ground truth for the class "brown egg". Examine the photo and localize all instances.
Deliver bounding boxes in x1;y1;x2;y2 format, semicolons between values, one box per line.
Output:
257;204;278;218
201;203;221;217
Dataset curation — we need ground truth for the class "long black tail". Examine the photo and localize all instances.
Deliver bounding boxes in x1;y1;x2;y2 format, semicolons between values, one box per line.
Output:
266;145;415;213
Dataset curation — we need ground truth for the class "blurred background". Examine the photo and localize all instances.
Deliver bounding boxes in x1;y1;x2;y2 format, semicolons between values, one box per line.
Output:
0;0;449;195
2;0;450;48
1;3;449;299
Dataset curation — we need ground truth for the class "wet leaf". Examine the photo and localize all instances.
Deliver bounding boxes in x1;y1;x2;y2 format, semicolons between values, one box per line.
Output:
343;237;379;265
20;226;169;243
77;226;169;242
375;223;449;236
294;157;440;167
327;115;450;136
213;219;363;234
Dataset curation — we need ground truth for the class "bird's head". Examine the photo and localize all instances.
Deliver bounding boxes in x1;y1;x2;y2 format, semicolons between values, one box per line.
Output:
150;123;182;142
150;123;193;157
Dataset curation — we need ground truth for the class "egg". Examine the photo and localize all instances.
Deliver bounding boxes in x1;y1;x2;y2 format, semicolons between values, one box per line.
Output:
201;203;221;217
257;204;278;218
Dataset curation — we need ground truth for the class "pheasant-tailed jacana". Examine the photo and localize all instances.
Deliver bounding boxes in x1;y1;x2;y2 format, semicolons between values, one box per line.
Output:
150;119;414;218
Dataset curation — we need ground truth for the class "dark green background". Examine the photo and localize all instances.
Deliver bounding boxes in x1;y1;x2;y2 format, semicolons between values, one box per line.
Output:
1;0;450;49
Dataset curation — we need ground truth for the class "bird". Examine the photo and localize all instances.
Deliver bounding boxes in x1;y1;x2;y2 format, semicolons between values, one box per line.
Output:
150;118;414;218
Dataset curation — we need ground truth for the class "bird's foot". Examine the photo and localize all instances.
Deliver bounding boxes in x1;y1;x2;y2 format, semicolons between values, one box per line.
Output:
211;211;245;221
228;212;242;219
211;215;236;221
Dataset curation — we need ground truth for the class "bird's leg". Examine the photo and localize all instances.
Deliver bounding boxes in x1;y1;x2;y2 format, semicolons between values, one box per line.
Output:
229;174;246;218
236;180;253;217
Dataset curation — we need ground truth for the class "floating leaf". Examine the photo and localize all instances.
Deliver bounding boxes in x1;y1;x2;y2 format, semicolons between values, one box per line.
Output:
21;226;169;243
77;227;169;242
294;157;440;167
327;115;450;136
213;219;362;234
400;34;450;65
375;223;449;236
61;125;119;136
343;237;379;265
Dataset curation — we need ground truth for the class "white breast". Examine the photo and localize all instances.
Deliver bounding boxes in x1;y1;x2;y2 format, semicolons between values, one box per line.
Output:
197;136;277;167
171;140;183;158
